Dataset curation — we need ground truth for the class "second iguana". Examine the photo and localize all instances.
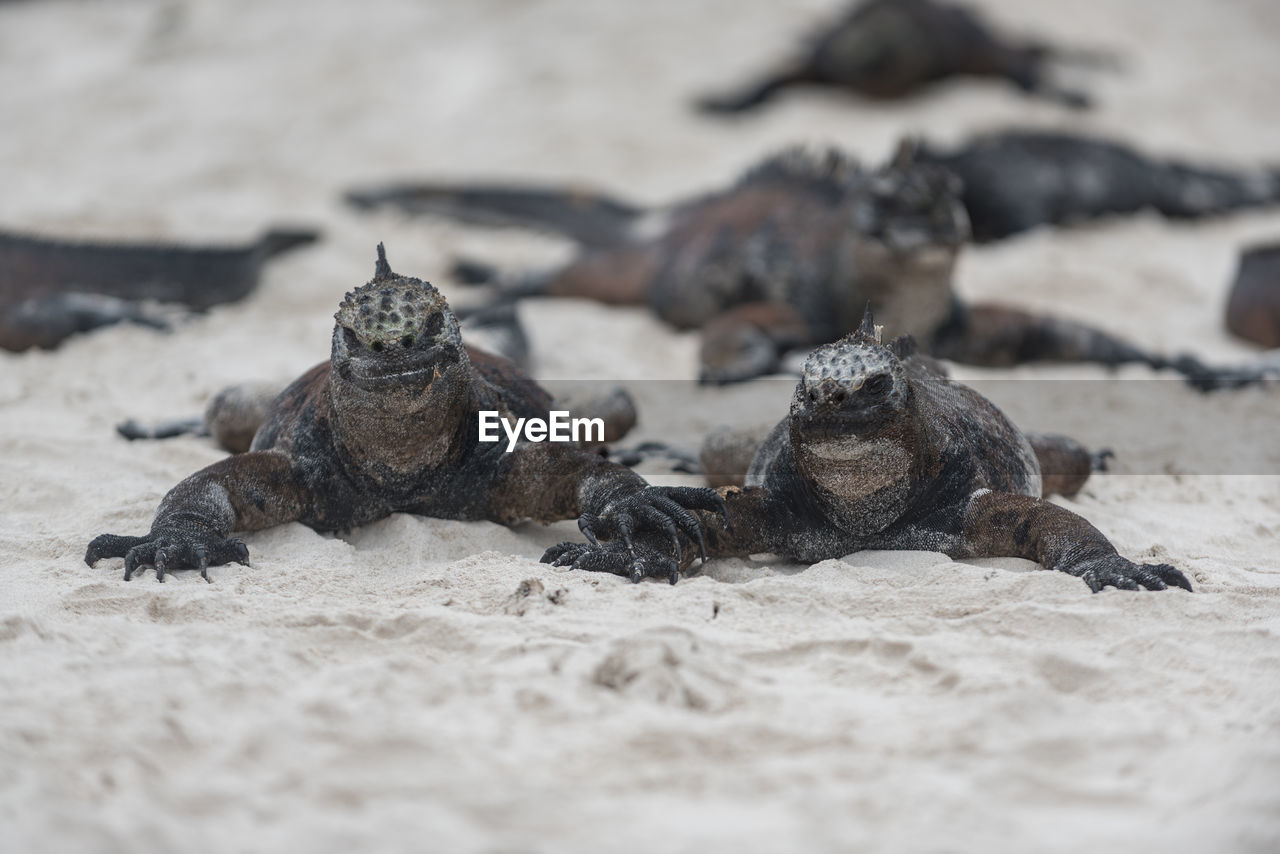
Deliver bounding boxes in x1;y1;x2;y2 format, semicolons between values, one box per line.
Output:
545;309;1192;594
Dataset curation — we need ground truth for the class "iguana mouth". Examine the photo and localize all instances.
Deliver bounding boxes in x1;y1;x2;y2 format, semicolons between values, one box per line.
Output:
345;347;458;389
795;408;888;437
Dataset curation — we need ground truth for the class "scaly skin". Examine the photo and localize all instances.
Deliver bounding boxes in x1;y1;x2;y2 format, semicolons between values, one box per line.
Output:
85;245;723;583
544;308;1192;594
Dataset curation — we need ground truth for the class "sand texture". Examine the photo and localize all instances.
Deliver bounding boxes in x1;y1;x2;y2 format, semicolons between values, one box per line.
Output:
1;0;1279;851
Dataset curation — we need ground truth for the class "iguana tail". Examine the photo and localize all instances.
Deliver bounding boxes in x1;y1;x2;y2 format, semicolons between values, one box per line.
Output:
694;69;807;115
1154;161;1280;219
1025;39;1124;71
445;260;556;310
344;182;643;250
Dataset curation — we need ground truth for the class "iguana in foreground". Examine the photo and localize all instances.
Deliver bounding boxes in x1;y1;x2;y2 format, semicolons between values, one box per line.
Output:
916;131;1280;242
694;0;1113;114
346;146;1232;386
543;309;1193;594
85;245;721;582
0;226;318;351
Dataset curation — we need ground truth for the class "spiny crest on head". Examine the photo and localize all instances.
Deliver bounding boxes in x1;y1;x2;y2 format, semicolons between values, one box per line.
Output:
373;242;394;280
891;136;921;169
842;304;911;355
871;153;965;207
800;312;912;408
858;302;875;338
738;145;864;195
855;302;882;343
334;243;456;346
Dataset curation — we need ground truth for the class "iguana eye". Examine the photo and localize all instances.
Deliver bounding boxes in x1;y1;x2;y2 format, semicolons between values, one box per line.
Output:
425;314;444;337
401;335;415;348
864;374;891;396
342;327;359;348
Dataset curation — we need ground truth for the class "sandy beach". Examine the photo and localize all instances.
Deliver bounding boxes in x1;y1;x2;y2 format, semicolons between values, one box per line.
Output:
2;0;1279;851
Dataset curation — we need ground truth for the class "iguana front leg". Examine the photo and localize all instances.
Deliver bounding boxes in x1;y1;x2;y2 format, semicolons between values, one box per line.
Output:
85;450;307;582
961;490;1192;592
474;442;725;564
698;302;811;385
543;484;796;583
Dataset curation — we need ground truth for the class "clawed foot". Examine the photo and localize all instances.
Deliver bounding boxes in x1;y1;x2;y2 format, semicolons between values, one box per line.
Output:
1075;556;1192;593
542;540;681;585
579;486;727;566
85;529;249;583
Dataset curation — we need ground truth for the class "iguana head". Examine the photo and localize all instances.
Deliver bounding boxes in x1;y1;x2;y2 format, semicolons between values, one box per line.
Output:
791;304;912;436
848;140;970;254
789;306;921;517
331;244;468;395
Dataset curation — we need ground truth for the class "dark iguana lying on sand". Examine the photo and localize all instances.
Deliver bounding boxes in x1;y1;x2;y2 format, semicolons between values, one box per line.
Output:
916;131;1280;243
694;0;1113;114
0;226;318;351
346;146;1228;386
544;309;1192;594
85;245;721;582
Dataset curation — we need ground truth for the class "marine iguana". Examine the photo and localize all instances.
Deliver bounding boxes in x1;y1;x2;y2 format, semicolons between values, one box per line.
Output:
915;131;1280;242
84;245;722;582
346;146;1224;386
0;226;318;351
543;309;1193;594
694;0;1113;114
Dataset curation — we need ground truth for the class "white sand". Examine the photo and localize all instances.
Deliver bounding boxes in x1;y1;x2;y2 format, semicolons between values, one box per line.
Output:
2;0;1279;851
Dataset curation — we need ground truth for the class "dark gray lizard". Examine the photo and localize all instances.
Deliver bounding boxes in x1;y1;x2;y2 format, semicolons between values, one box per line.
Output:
544;308;1192;594
0;226;318;351
85;245;722;582
694;0;1113;114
